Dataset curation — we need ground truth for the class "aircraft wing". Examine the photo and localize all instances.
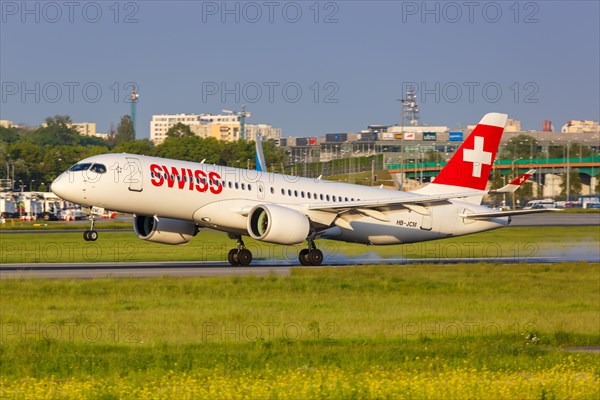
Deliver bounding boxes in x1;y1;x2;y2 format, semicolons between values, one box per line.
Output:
459;208;562;220
307;190;485;212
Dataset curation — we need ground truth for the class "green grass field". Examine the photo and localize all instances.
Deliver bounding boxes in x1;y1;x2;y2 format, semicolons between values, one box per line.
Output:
1;226;598;264
1;263;599;399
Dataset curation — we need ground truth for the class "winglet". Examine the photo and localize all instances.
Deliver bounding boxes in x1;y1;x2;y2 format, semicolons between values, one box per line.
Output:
490;169;535;194
255;134;267;172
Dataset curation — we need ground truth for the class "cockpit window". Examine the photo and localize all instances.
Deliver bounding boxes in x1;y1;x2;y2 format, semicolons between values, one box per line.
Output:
90;163;107;174
69;163;92;172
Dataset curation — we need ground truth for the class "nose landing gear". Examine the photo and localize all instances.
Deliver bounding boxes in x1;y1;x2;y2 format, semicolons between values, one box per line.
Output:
83;215;98;241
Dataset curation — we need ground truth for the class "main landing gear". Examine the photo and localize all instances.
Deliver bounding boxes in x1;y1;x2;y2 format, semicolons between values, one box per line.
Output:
228;235;253;266
299;238;323;266
226;235;324;267
83;215;98;241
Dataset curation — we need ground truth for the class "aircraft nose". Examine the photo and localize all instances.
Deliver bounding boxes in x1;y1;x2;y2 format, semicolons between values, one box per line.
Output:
50;175;67;198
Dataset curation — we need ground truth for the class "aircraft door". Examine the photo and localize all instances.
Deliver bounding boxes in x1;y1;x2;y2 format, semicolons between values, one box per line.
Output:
125;157;143;192
257;182;265;200
420;208;432;231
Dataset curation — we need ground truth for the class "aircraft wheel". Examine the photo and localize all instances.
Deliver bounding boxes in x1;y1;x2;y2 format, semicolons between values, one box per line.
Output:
88;230;98;241
83;231;90;241
237;249;253;266
299;249;310;266
308;249;324;266
228;249;239;266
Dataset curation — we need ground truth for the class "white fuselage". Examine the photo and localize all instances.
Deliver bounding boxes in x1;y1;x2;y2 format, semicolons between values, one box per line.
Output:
51;153;508;246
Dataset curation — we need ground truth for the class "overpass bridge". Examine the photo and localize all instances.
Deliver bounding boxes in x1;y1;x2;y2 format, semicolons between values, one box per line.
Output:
387;156;600;180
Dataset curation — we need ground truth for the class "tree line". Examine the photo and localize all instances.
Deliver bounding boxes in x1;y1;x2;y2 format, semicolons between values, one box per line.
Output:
0;116;287;191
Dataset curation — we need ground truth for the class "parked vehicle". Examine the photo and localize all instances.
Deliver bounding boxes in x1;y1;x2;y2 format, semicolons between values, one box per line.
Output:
523;199;556;209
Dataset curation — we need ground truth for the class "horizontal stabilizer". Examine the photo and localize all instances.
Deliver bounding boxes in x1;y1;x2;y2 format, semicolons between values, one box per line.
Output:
490;169;535;194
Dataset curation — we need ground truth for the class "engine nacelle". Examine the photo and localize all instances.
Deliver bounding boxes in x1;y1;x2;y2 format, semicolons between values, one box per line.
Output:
133;215;197;245
247;204;310;245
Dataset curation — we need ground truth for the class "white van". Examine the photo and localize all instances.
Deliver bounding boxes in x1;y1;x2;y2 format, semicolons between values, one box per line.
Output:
523;199;556;209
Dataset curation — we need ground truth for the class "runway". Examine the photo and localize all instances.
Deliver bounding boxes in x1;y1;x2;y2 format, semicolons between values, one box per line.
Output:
2;254;598;279
509;212;600;226
1;213;597;279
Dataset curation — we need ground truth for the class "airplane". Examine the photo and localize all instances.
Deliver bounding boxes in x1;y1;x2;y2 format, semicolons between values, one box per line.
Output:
51;112;552;266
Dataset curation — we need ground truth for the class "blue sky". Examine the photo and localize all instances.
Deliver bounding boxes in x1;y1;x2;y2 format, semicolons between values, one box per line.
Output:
1;1;598;138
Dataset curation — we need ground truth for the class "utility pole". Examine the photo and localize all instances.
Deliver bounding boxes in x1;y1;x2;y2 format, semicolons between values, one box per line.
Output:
566;143;570;201
371;157;375;186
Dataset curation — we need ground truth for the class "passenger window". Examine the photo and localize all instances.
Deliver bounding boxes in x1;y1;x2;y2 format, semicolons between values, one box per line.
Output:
307;193;311;199
241;183;245;190
235;182;239;189
294;190;298;197
288;189;292;196
326;195;330;201
301;191;305;198
248;184;252;191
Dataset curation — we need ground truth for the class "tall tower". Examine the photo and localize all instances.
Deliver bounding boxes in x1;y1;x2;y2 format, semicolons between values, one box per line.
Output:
130;87;139;136
222;106;251;140
403;87;419;126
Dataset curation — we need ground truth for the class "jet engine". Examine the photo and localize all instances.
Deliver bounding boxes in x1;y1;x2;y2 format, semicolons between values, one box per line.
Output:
247;204;310;245
133;215;197;245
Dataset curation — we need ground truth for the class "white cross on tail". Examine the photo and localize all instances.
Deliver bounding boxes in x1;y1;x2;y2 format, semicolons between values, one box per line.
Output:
463;136;492;178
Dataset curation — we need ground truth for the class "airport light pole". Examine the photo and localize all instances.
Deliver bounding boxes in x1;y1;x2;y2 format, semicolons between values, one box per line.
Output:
564;143;570;201
511;158;522;209
399;156;404;190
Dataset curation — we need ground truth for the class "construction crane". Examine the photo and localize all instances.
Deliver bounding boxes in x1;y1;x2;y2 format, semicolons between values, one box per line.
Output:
130;86;139;136
222;105;250;141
